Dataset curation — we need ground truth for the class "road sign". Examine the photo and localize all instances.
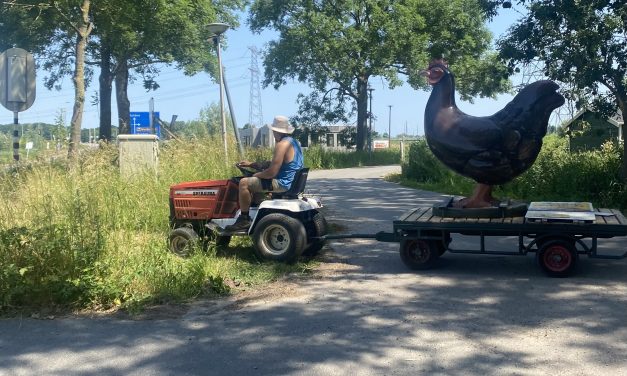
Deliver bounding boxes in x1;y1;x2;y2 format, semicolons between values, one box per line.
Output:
130;111;161;137
373;140;389;149
0;48;36;112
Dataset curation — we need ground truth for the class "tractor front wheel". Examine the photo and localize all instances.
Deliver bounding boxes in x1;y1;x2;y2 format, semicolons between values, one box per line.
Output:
169;227;200;257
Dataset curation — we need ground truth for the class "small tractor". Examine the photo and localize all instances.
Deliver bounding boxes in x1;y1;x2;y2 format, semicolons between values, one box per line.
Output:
168;164;327;263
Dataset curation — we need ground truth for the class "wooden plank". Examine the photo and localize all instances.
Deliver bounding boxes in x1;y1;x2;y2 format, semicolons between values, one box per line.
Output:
512;216;524;224
440;215;456;223
600;208;620;225
594;208;609;225
477;217;491;225
418;208;435;223
403;207;426;222
610;209;627;225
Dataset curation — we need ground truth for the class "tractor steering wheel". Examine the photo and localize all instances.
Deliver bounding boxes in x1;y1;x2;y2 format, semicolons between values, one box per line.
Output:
236;162;262;177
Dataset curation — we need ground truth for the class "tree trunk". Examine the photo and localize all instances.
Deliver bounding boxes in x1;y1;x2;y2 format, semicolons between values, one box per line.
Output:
115;59;131;134
99;44;113;141
356;77;368;151
67;0;93;160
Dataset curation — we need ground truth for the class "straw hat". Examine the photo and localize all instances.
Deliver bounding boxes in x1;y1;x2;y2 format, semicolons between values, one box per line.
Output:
269;115;295;134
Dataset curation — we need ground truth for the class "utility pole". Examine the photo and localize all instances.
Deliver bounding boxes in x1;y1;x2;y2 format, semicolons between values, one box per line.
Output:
368;85;374;159
208;23;230;164
388;105;392;146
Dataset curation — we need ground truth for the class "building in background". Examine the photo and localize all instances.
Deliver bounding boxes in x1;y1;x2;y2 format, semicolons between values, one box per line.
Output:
563;109;623;151
238;124;350;149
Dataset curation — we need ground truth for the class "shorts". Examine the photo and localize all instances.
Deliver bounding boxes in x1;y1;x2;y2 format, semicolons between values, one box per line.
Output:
246;177;287;193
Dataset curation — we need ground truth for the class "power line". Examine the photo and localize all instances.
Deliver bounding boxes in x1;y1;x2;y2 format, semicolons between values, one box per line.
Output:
248;46;264;127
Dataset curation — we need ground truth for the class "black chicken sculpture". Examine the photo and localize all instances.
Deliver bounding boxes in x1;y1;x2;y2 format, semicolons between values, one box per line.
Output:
421;59;565;209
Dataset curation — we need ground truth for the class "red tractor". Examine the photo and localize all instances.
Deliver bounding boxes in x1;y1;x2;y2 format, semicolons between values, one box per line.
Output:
168;164;327;263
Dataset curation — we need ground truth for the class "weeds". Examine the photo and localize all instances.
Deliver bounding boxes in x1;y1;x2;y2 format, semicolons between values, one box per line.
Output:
0;137;399;314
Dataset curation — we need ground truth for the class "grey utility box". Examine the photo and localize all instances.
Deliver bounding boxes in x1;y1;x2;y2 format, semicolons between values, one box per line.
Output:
118;134;159;178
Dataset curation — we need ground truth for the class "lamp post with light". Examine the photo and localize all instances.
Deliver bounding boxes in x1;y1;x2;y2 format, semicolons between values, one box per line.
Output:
207;22;230;161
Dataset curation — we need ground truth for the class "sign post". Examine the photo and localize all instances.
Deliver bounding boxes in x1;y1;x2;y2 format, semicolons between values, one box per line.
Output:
0;48;36;162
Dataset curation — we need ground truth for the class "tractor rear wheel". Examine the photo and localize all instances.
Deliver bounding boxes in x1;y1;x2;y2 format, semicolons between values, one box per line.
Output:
252;213;306;263
304;212;328;256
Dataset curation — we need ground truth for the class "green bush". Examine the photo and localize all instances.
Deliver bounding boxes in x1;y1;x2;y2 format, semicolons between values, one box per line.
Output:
304;145;400;169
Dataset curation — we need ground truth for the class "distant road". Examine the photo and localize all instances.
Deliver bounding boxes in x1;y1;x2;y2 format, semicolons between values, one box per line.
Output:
2;165;627;375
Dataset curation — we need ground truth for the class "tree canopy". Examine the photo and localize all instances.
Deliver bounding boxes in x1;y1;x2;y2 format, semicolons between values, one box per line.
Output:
497;0;627;176
249;0;511;150
1;0;245;142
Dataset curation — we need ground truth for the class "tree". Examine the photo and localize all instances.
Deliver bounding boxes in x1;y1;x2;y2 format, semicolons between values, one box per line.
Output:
249;0;511;151
92;0;245;138
175;103;229;139
338;126;357;148
497;0;627;177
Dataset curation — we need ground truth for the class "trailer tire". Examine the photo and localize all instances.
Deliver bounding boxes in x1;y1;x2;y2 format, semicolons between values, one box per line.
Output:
400;239;439;270
304;212;328;256
537;239;578;277
169;227;200;257
253;213;306;263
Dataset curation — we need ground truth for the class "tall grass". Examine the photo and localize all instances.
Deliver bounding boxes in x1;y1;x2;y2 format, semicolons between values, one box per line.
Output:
304;145;400;169
0;138;400;313
401;136;627;210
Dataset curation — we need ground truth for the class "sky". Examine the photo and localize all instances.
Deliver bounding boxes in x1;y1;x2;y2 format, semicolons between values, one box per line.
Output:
0;7;528;137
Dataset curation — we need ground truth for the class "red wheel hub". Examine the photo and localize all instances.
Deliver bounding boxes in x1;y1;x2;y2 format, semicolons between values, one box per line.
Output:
543;245;572;272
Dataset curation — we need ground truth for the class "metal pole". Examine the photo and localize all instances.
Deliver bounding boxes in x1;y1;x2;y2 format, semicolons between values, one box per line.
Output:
222;67;245;157
388;105;392;147
368;86;374;160
13;110;19;162
214;36;228;162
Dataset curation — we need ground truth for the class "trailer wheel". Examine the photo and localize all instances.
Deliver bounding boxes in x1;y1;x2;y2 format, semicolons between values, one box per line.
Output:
252;213;306;263
303;212;328;256
537;239;578;277
400;239;439;270
169;227;200;257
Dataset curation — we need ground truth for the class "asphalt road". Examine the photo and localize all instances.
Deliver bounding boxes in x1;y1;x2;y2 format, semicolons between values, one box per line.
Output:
2;165;627;376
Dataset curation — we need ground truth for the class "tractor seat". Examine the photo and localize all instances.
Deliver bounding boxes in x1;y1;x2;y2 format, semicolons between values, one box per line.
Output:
272;168;309;199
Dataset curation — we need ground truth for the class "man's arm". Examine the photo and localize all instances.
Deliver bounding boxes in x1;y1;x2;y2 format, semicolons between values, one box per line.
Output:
253;140;290;179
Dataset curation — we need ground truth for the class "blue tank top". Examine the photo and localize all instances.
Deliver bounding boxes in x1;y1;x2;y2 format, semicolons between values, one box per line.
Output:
276;137;304;190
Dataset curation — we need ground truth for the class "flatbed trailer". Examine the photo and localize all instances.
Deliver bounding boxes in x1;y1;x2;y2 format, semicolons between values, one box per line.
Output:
328;206;627;277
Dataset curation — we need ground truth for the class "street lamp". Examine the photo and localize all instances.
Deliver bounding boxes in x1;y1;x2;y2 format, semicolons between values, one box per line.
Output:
208;22;230;162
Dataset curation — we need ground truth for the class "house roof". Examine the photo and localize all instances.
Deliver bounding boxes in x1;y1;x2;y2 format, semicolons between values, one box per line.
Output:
563;108;623;129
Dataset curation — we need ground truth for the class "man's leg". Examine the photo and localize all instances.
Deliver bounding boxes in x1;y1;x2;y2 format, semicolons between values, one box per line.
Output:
238;177;253;213
225;177;256;231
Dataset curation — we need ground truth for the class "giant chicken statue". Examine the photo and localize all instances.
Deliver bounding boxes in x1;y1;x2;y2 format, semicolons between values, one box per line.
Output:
421;59;565;208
